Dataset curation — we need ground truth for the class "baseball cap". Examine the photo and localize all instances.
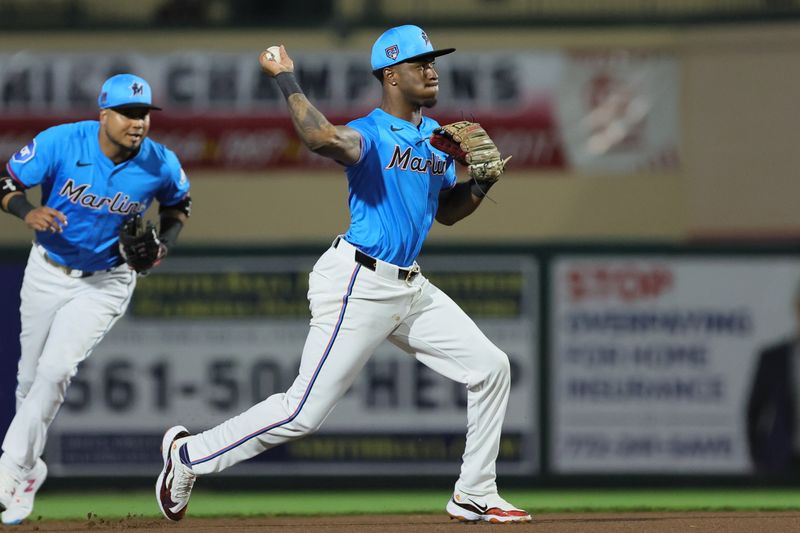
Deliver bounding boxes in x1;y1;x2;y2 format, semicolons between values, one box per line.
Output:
97;73;161;110
371;25;455;71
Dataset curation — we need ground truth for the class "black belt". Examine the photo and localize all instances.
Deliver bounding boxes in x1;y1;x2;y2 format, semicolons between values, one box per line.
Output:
334;238;420;282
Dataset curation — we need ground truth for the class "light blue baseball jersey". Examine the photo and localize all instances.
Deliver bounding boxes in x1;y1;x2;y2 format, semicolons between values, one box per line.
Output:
6;121;189;271
344;108;457;267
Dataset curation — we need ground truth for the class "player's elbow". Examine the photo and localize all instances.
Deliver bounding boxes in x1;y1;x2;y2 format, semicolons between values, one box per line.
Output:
435;205;464;226
308;137;357;165
307;139;330;155
304;124;340;154
435;213;457;226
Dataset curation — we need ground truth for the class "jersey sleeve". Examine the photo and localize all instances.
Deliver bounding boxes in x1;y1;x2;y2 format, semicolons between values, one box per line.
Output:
155;149;191;206
345;118;377;167
5;126;63;188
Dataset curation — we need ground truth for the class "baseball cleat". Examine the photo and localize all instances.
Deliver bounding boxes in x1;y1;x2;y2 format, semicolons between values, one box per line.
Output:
1;458;47;525
0;465;20;514
446;491;532;523
156;425;195;521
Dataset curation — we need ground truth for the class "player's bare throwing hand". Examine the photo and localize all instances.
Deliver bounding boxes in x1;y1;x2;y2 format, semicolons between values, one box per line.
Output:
156;25;529;525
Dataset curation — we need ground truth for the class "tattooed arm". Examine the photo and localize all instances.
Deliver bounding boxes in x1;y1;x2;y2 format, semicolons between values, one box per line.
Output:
285;94;362;165
259;45;362;166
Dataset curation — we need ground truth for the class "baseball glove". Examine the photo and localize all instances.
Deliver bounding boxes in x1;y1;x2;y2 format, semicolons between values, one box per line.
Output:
430;121;511;187
118;214;164;273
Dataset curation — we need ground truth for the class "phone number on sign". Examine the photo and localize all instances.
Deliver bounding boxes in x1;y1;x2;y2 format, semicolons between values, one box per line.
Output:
62;357;292;413
561;433;733;460
60;355;525;415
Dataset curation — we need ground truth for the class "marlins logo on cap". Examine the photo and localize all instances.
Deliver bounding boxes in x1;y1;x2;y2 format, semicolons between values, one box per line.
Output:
385;45;399;61
98;73;162;110
370;25;455;71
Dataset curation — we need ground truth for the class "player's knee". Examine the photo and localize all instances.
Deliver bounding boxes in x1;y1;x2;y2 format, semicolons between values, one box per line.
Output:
492;348;511;382
36;363;78;388
15;380;33;407
291;411;325;437
293;421;322;438
480;347;511;389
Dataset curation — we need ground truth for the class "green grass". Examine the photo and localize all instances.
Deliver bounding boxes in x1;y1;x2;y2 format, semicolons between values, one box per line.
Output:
26;489;800;520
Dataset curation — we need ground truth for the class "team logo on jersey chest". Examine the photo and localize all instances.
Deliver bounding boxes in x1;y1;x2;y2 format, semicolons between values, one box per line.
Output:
58;178;146;215
385;145;447;175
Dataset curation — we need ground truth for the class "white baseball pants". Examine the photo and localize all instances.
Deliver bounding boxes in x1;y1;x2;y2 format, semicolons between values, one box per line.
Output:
0;244;135;477
185;238;511;496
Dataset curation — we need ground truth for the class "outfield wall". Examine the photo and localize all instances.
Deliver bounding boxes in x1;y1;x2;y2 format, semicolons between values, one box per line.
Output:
2;243;798;483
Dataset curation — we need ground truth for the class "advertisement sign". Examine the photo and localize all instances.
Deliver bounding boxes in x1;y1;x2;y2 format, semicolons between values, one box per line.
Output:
556;51;680;173
0;50;678;173
47;253;539;476
550;256;800;473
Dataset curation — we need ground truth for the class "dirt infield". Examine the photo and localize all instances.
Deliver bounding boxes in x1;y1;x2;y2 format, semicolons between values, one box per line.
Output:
3;512;800;532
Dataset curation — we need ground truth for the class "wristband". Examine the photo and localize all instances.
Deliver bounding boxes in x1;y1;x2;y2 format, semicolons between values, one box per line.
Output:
159;217;184;250
6;194;35;221
275;72;303;99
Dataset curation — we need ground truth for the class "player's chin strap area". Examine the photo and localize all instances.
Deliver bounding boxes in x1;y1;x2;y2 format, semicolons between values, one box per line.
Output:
333;236;421;283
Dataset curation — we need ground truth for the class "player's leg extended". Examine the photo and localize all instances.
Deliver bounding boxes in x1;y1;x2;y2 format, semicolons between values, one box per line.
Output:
183;249;411;474
0;266;135;475
389;277;511;496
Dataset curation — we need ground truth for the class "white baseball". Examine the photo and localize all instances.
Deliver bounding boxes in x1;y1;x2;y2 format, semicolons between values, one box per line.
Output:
265;46;281;63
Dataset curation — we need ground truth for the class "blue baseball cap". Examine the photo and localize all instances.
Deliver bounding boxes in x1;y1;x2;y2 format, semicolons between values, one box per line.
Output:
371;25;455;71
97;73;161;110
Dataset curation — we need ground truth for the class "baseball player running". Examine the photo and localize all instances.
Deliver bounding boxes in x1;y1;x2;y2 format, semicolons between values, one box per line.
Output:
0;74;191;525
156;25;530;524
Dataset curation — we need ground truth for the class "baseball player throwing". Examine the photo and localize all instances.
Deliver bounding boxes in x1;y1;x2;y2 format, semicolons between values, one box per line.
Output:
156;25;530;524
0;74;191;525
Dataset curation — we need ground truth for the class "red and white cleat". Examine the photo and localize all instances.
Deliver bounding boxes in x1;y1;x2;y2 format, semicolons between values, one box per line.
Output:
2;458;47;525
446;491;532;524
155;425;195;521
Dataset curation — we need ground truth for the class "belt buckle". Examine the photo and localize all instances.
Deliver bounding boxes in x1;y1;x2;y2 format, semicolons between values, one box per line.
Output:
66;267;84;278
404;264;420;283
44;251;85;278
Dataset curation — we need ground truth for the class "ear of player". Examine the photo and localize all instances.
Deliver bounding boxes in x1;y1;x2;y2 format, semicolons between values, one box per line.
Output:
429;121;511;184
118;214;166;273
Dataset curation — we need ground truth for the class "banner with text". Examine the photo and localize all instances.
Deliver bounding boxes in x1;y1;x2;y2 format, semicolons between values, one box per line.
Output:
47;253;539;477
550;256;800;474
0;50;679;173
